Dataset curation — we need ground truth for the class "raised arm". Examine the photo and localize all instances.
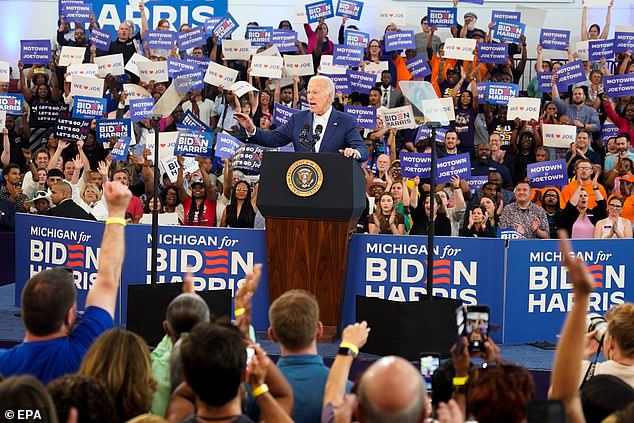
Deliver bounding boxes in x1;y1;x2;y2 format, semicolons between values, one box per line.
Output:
581;1;589;41
17;62;32;102
138;0;149;40
48;140;70;171
84;181;131;317
0;128;9;166
600;1;612;40
175;155;190;204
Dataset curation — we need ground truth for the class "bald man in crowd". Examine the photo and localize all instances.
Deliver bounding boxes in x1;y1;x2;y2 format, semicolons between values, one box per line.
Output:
48;182;96;221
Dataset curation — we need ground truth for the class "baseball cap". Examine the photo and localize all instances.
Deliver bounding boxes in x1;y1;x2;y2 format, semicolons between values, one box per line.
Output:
190;180;205;188
620;174;634;183
471;29;486;39
366;178;386;194
464;12;478;20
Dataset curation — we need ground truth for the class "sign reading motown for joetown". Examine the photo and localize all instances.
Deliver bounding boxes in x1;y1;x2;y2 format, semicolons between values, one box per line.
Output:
286;159;324;197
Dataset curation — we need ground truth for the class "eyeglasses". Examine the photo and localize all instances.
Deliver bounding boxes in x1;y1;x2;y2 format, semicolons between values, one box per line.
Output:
235;188;249;192
609;204;623;209
544;194;558;198
577;167;593;171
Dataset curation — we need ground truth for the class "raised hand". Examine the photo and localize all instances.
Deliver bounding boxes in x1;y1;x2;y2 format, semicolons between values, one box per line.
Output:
103;180;132;216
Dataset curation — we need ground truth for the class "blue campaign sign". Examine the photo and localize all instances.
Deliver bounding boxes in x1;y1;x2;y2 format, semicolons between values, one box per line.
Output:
305;0;335;24
121;225;271;329
614;30;634;53
215;132;243;158
0;93;25;114
146;30;176;50
556;60;588;92
91;0;227;36
435;153;471;184
336;0;363;20
467;175;488;193
347;69;375;94
177;26;205;50
603;74;634;98
400;152;431;177
589;39;614;61
539;29;570;51
493;21;525;43
15;214;112;317
477;43;508;64
323;73;351;95
476;82;487;104
427;7;457;28
204;17;224;35
96;118;132;143
384;30;416;52
246;26;273;47
213;13;239;39
344;105;376;129
460;0;484;4
491;10;521;23
62;3;93;23
415;125;447;143
273;102;299;127
185;55;211;69
167;57;197;78
72;96;107;119
272;30;298;53
527;159;567;188
498;228;527;240
344;29;369;47
486;82;519;105
173;69;205;94
333;44;364;67
109;136;131;161
537;72;554;93
20;40;51;65
405;55;432;79
180;110;212;133
89;28;112;50
175;128;213;157
504;239;634;343
129;98;155;122
600;123;619;144
342;234;507;341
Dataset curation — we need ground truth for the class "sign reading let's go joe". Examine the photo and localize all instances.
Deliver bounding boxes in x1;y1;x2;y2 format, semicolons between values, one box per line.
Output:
15;214;634;342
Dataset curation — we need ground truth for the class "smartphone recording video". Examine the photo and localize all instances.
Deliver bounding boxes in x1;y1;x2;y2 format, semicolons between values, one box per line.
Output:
419;353;440;393
466;305;490;353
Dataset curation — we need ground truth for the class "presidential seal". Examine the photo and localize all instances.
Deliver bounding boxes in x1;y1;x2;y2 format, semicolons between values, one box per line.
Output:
286;159;324;197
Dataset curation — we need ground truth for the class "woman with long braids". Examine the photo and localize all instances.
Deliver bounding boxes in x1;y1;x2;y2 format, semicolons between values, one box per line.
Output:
175;155;217;227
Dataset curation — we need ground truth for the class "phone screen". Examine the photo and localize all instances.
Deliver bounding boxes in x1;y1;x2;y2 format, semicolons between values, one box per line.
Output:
419;354;440;392
246;347;255;364
466;309;489;352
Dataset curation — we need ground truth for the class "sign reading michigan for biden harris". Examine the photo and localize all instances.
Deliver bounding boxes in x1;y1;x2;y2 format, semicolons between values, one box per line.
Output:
504;239;634;343
342;234;506;340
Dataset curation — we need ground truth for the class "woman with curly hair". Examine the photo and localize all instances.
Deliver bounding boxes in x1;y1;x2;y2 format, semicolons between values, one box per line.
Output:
79;328;157;423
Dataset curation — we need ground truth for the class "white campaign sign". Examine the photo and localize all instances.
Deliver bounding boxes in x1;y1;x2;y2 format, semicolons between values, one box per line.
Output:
123;83;152;105
364;61;389;82
229;81;259;98
65;63;98;82
250;55;284;79
583;0;613;6
147;131;179;158
0;61;9;83
94;54;125;77
319;55;347;75
222;39;253;61
542;123;578;148
70;75;104;98
137;61;169;83
59;46;86;67
380;105;416;130
255;45;281;57
284;54;314;77
294;4;308;24
204;61;239;87
124;53;151;77
443;38;476;61
377;6;406;27
576;41;589;61
507;97;541;122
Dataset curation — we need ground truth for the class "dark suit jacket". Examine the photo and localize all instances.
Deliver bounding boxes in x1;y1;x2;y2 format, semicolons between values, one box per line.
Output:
48;199;97;221
248;108;369;162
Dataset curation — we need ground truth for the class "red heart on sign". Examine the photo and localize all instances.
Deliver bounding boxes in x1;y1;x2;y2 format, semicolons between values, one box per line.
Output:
218;75;223;78
160;143;166;147
263;64;269;68
389;13;394;17
294;64;299;67
149;70;154;74
233;48;238;51
79;71;85;74
555;134;561;138
519;107;524;110
83;86;89;89
456;47;462;50
106;64;112;67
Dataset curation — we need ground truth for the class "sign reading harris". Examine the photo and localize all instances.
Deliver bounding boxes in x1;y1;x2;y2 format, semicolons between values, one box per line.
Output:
246;26;273;47
539;29;570;51
527;159;567;188
174;129;213;157
214;132;243;159
96;119;132;143
213;13;239;39
400;152;431;178
305;0;334;24
435;153;471;184
0;93;24;114
333;44;364;67
427;7;457;28
72;96;106;119
588;39;615;60
89;28;111;50
477;43;508;64
20;40;51;65
109;136;131;161
336;0;363;20
555;60;587;92
384;31;416;52
405;55;431;79
493;21;525;43
344;29;369;47
344;105;376;130
273;103;299;126
485;82;519;105
146;30;176;50
54;117;91;142
603;74;634;98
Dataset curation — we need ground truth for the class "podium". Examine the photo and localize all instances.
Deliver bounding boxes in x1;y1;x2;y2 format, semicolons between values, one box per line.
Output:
257;152;366;337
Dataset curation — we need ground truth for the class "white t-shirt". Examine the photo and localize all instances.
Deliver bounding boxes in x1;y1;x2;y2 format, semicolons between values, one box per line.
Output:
182;99;217;128
581;360;634;390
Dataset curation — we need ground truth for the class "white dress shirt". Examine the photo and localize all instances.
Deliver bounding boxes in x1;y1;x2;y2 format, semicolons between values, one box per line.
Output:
312;106;333;152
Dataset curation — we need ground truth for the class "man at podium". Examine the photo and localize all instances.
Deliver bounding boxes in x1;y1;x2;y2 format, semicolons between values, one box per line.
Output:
233;75;369;162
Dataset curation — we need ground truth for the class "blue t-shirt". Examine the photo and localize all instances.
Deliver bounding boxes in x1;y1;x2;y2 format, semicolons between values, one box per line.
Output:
0;306;114;384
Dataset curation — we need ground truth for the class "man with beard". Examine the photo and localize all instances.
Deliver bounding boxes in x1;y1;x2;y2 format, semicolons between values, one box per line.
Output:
443;130;463;156
57;14;93;63
377;71;403;109
499;181;550;238
565;130;602;176
551;84;601;134
470;143;513;190
604;134;634;177
468;170;515;209
561;158;607;209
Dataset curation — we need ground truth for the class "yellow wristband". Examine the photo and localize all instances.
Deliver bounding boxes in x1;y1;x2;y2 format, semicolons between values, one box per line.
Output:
105;217;127;226
453;376;469;386
252;384;269;398
339;342;359;357
234;308;245;317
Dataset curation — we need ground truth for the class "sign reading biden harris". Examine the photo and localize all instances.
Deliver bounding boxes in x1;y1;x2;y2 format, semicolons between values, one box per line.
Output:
91;0;228;34
342;235;506;339
504;239;633;343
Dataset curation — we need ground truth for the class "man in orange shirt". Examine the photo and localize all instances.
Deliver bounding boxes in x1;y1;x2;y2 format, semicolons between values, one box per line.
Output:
560;159;607;209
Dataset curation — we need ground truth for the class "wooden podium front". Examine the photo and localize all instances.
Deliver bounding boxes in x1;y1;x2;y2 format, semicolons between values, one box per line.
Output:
257;152;366;337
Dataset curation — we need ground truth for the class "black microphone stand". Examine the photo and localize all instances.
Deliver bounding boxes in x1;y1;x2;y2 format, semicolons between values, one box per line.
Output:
425;121;442;301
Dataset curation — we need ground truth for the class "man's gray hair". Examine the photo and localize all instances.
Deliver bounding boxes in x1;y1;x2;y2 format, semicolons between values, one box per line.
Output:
309;75;335;97
123;20;135;31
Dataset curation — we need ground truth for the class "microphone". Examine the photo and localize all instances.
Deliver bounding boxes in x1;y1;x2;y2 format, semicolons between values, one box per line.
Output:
310;124;323;153
299;124;310;151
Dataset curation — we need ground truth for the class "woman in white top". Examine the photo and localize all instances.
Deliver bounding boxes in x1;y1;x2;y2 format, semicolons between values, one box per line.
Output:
594;196;633;239
73;182;108;221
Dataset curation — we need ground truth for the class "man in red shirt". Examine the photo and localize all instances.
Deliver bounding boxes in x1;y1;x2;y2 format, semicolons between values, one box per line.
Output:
176;155;217;226
113;169;144;223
